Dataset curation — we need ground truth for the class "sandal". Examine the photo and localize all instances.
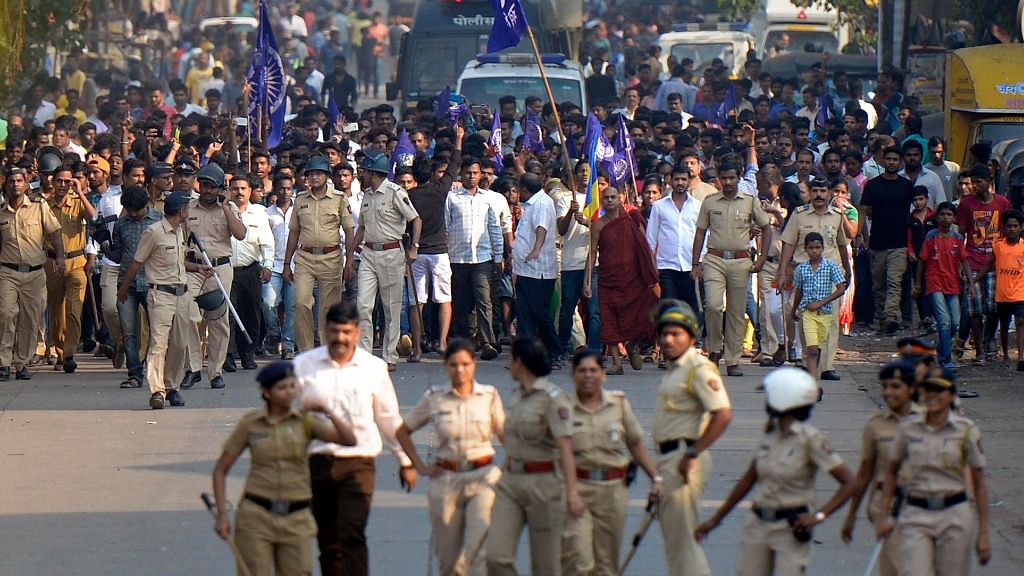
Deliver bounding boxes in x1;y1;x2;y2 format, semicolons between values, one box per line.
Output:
407;355;422;364
606;365;624;376
120;377;142;389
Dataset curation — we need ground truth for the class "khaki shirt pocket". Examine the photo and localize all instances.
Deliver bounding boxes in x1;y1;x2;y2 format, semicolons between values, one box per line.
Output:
514;407;548;442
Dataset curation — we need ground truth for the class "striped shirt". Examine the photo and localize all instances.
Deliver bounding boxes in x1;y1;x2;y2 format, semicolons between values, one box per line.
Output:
445;187;504;265
794;258;846;313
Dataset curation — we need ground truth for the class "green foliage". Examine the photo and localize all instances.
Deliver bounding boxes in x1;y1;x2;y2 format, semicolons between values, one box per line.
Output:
20;0;90;83
716;0;759;22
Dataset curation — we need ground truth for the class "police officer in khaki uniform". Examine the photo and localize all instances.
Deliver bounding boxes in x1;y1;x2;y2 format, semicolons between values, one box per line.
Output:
395;339;505;576
562;349;661;576
876;368;991;576
487;337;582;576
696;368;853;576
182;163;246;390
0;168;64;381
651;301;732;576
757;191;787;367
45;165;96;373
282;156;355;353
118;192;209;410
212;361;356;576
350;149;421;371
778;177;851;381
692;161;772;377
841;361;921;576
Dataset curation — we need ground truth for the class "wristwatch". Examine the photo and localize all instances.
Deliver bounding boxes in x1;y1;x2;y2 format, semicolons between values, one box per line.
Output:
684;445;699;459
814;510;826;523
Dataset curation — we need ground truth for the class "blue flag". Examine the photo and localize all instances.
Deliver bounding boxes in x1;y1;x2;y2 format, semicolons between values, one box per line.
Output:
615;113;637;183
815;92;834;133
524;109;544;153
389;128;416;180
711;83;737;127
327;88;340;130
582;112;617;218
489;112;504;173
487;0;528;54
434;86;451;121
246;0;286;149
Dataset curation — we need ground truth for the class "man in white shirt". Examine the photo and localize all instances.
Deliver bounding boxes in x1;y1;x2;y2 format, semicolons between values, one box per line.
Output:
88;157;124;367
264;174;296;358
646;165;704;331
511;173;559;356
296;299;415;576
226;175;274;370
556;164;591;358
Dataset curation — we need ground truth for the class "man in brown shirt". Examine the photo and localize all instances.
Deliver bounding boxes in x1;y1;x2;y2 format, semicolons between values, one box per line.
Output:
0;168;64;381
45;166;96;373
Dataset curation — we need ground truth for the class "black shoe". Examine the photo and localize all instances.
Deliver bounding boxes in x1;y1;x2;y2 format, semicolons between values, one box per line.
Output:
81;339;97;354
480;344;499;361
820;370;840;381
818;387;824;402
167;389;185;407
0;367;9;381
64;358;77;373
241;355;258;370
180;371;201;390
150;393;165;410
958;389;980;399
281;350;295;360
223;357;238;373
210;375;225;389
16;367;31;380
884;322;900;335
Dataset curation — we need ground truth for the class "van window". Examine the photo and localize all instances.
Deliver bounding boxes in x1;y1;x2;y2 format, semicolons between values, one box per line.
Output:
408;36;487;95
460;76;583;113
764;30;838;55
976;123;1024;148
670;43;734;72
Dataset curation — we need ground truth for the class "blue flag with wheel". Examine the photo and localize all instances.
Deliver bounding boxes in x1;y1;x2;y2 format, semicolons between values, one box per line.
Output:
246;0;286;149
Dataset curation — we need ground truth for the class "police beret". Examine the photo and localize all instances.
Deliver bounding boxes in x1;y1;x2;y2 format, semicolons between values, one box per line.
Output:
174;157;198;174
147;162;174;179
896;337;936;358
256;360;295;388
164;191;190;214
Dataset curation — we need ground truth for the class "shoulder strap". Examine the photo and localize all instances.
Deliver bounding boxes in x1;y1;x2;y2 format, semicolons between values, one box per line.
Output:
683;366;698;398
960;422;972;470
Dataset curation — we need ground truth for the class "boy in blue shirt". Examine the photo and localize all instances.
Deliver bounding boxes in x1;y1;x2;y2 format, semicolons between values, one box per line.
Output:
792;232;848;389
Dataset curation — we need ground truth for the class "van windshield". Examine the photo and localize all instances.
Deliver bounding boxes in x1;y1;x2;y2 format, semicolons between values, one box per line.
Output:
460;77;583;113
976;123;1024;148
405;35;489;97
670;43;735;71
764;30;839;55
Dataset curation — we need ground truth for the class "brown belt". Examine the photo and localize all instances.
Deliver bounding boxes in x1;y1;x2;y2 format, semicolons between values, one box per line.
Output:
436;455;494;472
505;460;556;474
300;244;341;255
365;240;402;251
575;466;627;481
707;248;750;259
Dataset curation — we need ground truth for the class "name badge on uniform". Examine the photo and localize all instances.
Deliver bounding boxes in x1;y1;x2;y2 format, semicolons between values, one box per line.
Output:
250;431;269;443
608;423;620;443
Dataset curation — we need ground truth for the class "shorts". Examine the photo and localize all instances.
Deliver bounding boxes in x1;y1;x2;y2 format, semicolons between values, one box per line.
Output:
996;301;1024;323
410;253;452;304
964;271;996;316
496;271;514;299
801;309;832;347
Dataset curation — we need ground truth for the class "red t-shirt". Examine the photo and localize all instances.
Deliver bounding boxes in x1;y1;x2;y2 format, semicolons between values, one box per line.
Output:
921;229;967;295
956;193;1011;271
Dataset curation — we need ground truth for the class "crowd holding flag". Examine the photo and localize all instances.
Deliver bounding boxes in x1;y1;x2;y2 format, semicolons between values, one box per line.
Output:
488;111;505;173
710;83;738;128
389;129;416;179
246;0;286;148
524;108;545;153
815;91;835;137
583;112;617;218
615;113;638;189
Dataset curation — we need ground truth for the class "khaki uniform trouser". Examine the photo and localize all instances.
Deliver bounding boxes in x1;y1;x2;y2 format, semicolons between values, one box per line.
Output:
45;256;87;362
357;247;404;363
100;264;122;347
185;263;233;379
293;251;344;353
0;267;47;369
487;471;566;576
870;248;907;327
898;501;974;576
658;450;712;576
233;498;317;576
428;465;501;576
735;513;812;576
703;254;751;366
867;490;901;576
561;479;629;576
145;289;189;396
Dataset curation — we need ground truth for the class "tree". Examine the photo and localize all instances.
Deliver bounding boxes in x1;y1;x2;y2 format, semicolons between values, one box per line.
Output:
716;0;759;22
0;0;90;103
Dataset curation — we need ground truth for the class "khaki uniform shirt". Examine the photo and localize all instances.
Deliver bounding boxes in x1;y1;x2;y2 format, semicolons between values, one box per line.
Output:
688;181;718;203
504;378;573;462
403;383;505;464
289;188;355;249
571;390;643;470
221;408;335;501
46;193;89;254
696;191;770;252
359;180;419;244
752;421;844;509
892;412;985;496
653;347;730;443
186;200;239;259
780;205;849;264
861;404;924;487
134;219;187;285
0;198;62;266
765;198;784;260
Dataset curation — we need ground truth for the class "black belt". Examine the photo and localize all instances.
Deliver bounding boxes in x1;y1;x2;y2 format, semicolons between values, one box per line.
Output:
47;249;86;260
657;438;695;455
1;262;43;273
766;255;779;263
187;254;231;266
752;505;809;522
149;283;188;296
233;261;260;270
244;493;311;515
906;492;967;511
97;214;119;225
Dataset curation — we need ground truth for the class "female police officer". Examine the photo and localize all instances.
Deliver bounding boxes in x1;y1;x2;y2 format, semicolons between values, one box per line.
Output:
695;368;853;576
395;338;506;576
841;361;920;576
876;368;991;575
212;361;356;576
562;349;661;576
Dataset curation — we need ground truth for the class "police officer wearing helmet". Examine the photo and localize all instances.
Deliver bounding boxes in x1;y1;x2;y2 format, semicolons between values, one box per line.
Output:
651;300;732;576
696;367;854;576
118;192;213;409
350;147;421;371
282;155;356;353
181;162;246;390
876;368;991;575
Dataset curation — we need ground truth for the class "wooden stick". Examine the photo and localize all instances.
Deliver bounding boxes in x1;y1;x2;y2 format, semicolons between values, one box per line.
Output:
525;26;575;191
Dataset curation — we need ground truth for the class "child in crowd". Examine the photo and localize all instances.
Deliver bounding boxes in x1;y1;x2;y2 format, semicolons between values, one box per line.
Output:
792;232;848;389
977;209;1024;371
906;185;936;331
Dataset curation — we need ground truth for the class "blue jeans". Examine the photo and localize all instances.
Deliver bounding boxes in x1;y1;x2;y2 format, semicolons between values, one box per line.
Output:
116;286;148;380
746;275;761;350
558;269;586;355
588;268;602;352
401;280;410;335
930;292;960;363
263;272;295;353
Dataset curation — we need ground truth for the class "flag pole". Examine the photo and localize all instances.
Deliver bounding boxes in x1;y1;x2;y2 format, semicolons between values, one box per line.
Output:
243;82;252;173
525;26;575;192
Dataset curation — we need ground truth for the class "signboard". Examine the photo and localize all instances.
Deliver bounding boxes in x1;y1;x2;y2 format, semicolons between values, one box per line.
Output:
907;47;945;115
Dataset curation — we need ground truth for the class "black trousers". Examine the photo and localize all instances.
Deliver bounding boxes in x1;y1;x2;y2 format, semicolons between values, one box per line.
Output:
230;263;262;359
451;262;496;345
514;276;559;354
310;455;375;576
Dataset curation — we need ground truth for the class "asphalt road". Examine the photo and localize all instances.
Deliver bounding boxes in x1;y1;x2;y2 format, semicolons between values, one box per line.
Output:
1;345;1019;575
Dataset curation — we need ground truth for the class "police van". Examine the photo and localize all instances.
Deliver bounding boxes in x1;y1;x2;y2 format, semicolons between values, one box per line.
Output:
455;53;586;114
657;22;756;79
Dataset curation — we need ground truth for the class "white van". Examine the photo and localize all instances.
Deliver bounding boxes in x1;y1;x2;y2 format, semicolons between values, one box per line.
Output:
455;53;587;114
752;0;847;57
657;22;756;79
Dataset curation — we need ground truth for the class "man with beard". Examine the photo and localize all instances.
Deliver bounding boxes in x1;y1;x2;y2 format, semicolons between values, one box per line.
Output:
264;174;296;359
821;148;862;204
647;165;704;331
900;140;944;209
88;157;122;360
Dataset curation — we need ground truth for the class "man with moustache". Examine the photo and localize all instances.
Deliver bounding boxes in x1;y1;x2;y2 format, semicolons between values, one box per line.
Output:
225;174;274;371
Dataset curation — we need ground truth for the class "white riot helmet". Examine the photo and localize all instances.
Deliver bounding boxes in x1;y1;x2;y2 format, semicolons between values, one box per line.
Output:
763;367;819;413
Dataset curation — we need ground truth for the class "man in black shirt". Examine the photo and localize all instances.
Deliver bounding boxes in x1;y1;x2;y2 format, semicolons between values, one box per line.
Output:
858;146;915;334
406;124;464;361
321;55;358;109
